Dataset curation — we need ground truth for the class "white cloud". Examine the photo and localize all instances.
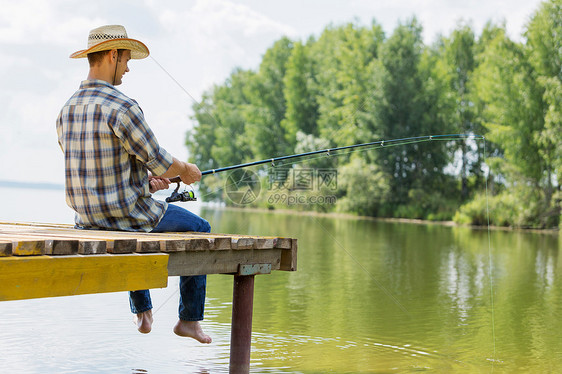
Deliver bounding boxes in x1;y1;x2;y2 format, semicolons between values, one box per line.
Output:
148;0;297;76
0;54;33;71
0;0;106;46
350;0;541;42
0;0;50;43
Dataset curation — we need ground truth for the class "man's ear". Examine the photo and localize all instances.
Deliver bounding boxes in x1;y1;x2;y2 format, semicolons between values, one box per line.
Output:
109;49;118;62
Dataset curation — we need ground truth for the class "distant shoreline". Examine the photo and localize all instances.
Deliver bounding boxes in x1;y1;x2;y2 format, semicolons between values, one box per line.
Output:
0;180;64;190
1;182;556;234
206;204;560;235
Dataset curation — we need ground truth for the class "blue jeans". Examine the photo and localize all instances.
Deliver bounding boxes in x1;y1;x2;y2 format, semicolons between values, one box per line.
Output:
129;204;211;321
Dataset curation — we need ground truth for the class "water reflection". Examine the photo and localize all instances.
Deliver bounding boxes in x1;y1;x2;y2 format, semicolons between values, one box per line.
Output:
0;194;560;373
205;209;561;373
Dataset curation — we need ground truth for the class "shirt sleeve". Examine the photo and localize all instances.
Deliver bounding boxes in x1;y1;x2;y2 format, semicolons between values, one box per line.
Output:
113;103;173;176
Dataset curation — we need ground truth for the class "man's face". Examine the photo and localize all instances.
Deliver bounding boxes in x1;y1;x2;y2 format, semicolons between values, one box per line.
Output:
114;49;131;86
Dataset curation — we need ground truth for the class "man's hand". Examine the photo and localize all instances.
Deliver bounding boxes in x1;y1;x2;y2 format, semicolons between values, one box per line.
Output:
149;176;171;194
179;162;202;185
158;157;202;186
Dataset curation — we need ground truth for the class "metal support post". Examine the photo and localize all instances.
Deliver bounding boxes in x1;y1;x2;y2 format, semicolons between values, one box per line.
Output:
229;274;255;374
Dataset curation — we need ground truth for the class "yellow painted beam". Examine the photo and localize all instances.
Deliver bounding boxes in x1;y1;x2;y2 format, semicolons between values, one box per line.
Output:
0;253;168;301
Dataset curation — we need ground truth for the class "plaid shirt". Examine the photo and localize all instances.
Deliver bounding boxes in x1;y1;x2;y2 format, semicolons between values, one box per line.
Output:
56;80;173;232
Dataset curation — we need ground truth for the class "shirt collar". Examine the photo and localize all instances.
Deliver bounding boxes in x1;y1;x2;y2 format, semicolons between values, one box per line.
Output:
79;79;116;90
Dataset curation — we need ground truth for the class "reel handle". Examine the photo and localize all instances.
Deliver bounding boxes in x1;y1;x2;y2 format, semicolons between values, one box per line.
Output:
164;177;197;202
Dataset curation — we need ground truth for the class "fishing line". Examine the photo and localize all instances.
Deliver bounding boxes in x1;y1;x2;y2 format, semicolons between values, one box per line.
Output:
148;55;256;320
151;287;181;316
149;56;230;138
484;139;497;369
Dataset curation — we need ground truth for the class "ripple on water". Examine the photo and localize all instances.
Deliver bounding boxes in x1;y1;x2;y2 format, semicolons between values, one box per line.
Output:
246;329;489;373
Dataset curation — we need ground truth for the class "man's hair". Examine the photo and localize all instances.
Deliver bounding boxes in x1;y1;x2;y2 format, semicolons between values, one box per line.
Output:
87;49;126;67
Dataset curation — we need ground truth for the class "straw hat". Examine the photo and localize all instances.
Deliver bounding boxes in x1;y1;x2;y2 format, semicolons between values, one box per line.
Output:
70;25;149;59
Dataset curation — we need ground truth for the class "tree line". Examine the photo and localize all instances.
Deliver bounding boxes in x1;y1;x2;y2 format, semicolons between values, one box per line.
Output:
187;0;561;229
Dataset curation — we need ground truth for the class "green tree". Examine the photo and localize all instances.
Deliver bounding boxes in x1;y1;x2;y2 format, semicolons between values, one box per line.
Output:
525;0;562;225
311;21;385;148
281;40;319;145
213;69;256;165
371;18;451;215
187;5;559;226
188;92;218;171
336;156;391;216
244;37;294;159
188;68;256;169
471;23;553;227
187;68;256;201
437;24;483;199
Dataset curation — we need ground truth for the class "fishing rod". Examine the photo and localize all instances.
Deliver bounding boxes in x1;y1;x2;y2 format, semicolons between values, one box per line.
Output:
165;133;483;202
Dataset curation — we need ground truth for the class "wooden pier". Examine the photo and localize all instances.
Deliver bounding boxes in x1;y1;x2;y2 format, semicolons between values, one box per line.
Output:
0;221;297;374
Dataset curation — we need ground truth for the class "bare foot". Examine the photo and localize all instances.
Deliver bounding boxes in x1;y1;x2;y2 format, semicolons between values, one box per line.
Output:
133;310;153;334
173;320;212;344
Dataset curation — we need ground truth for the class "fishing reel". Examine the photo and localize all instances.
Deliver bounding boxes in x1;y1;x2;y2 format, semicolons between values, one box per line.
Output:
166;181;197;203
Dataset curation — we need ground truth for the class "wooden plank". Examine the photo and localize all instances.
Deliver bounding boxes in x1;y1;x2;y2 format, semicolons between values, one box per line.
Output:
9;238;44;256
45;238;80;255
183;233;232;250
275;237;293;249
0;253;169;301
0;230;107;255
0;233;46;254
212;237;232;250
159;239;187;253
0;227;138;254
78;240;107;255
22;231;135;254
135;239;161;253
167;249;283;276
280;238;297;271
187;237;214;251
0;222;298;275
0;224;220;253
188;232;277;250
0;227;201;254
104;239;137;254
0;241;12;256
1;223;194;239
0;224;281;251
255;238;275;249
170;233;239;250
231;237;255;250
0;232;86;256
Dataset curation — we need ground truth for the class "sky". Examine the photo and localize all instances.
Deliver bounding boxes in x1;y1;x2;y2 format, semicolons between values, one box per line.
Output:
0;0;544;184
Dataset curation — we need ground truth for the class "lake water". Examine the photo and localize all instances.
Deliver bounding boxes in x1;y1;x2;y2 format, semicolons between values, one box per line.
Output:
0;186;560;373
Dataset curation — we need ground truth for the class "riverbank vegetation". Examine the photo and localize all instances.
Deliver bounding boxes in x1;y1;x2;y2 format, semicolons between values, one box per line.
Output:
187;0;561;229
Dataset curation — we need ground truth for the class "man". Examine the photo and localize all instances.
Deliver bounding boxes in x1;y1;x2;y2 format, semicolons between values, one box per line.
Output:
56;25;211;344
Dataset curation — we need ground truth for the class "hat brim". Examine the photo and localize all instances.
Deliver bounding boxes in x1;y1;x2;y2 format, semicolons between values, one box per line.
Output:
70;38;149;59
